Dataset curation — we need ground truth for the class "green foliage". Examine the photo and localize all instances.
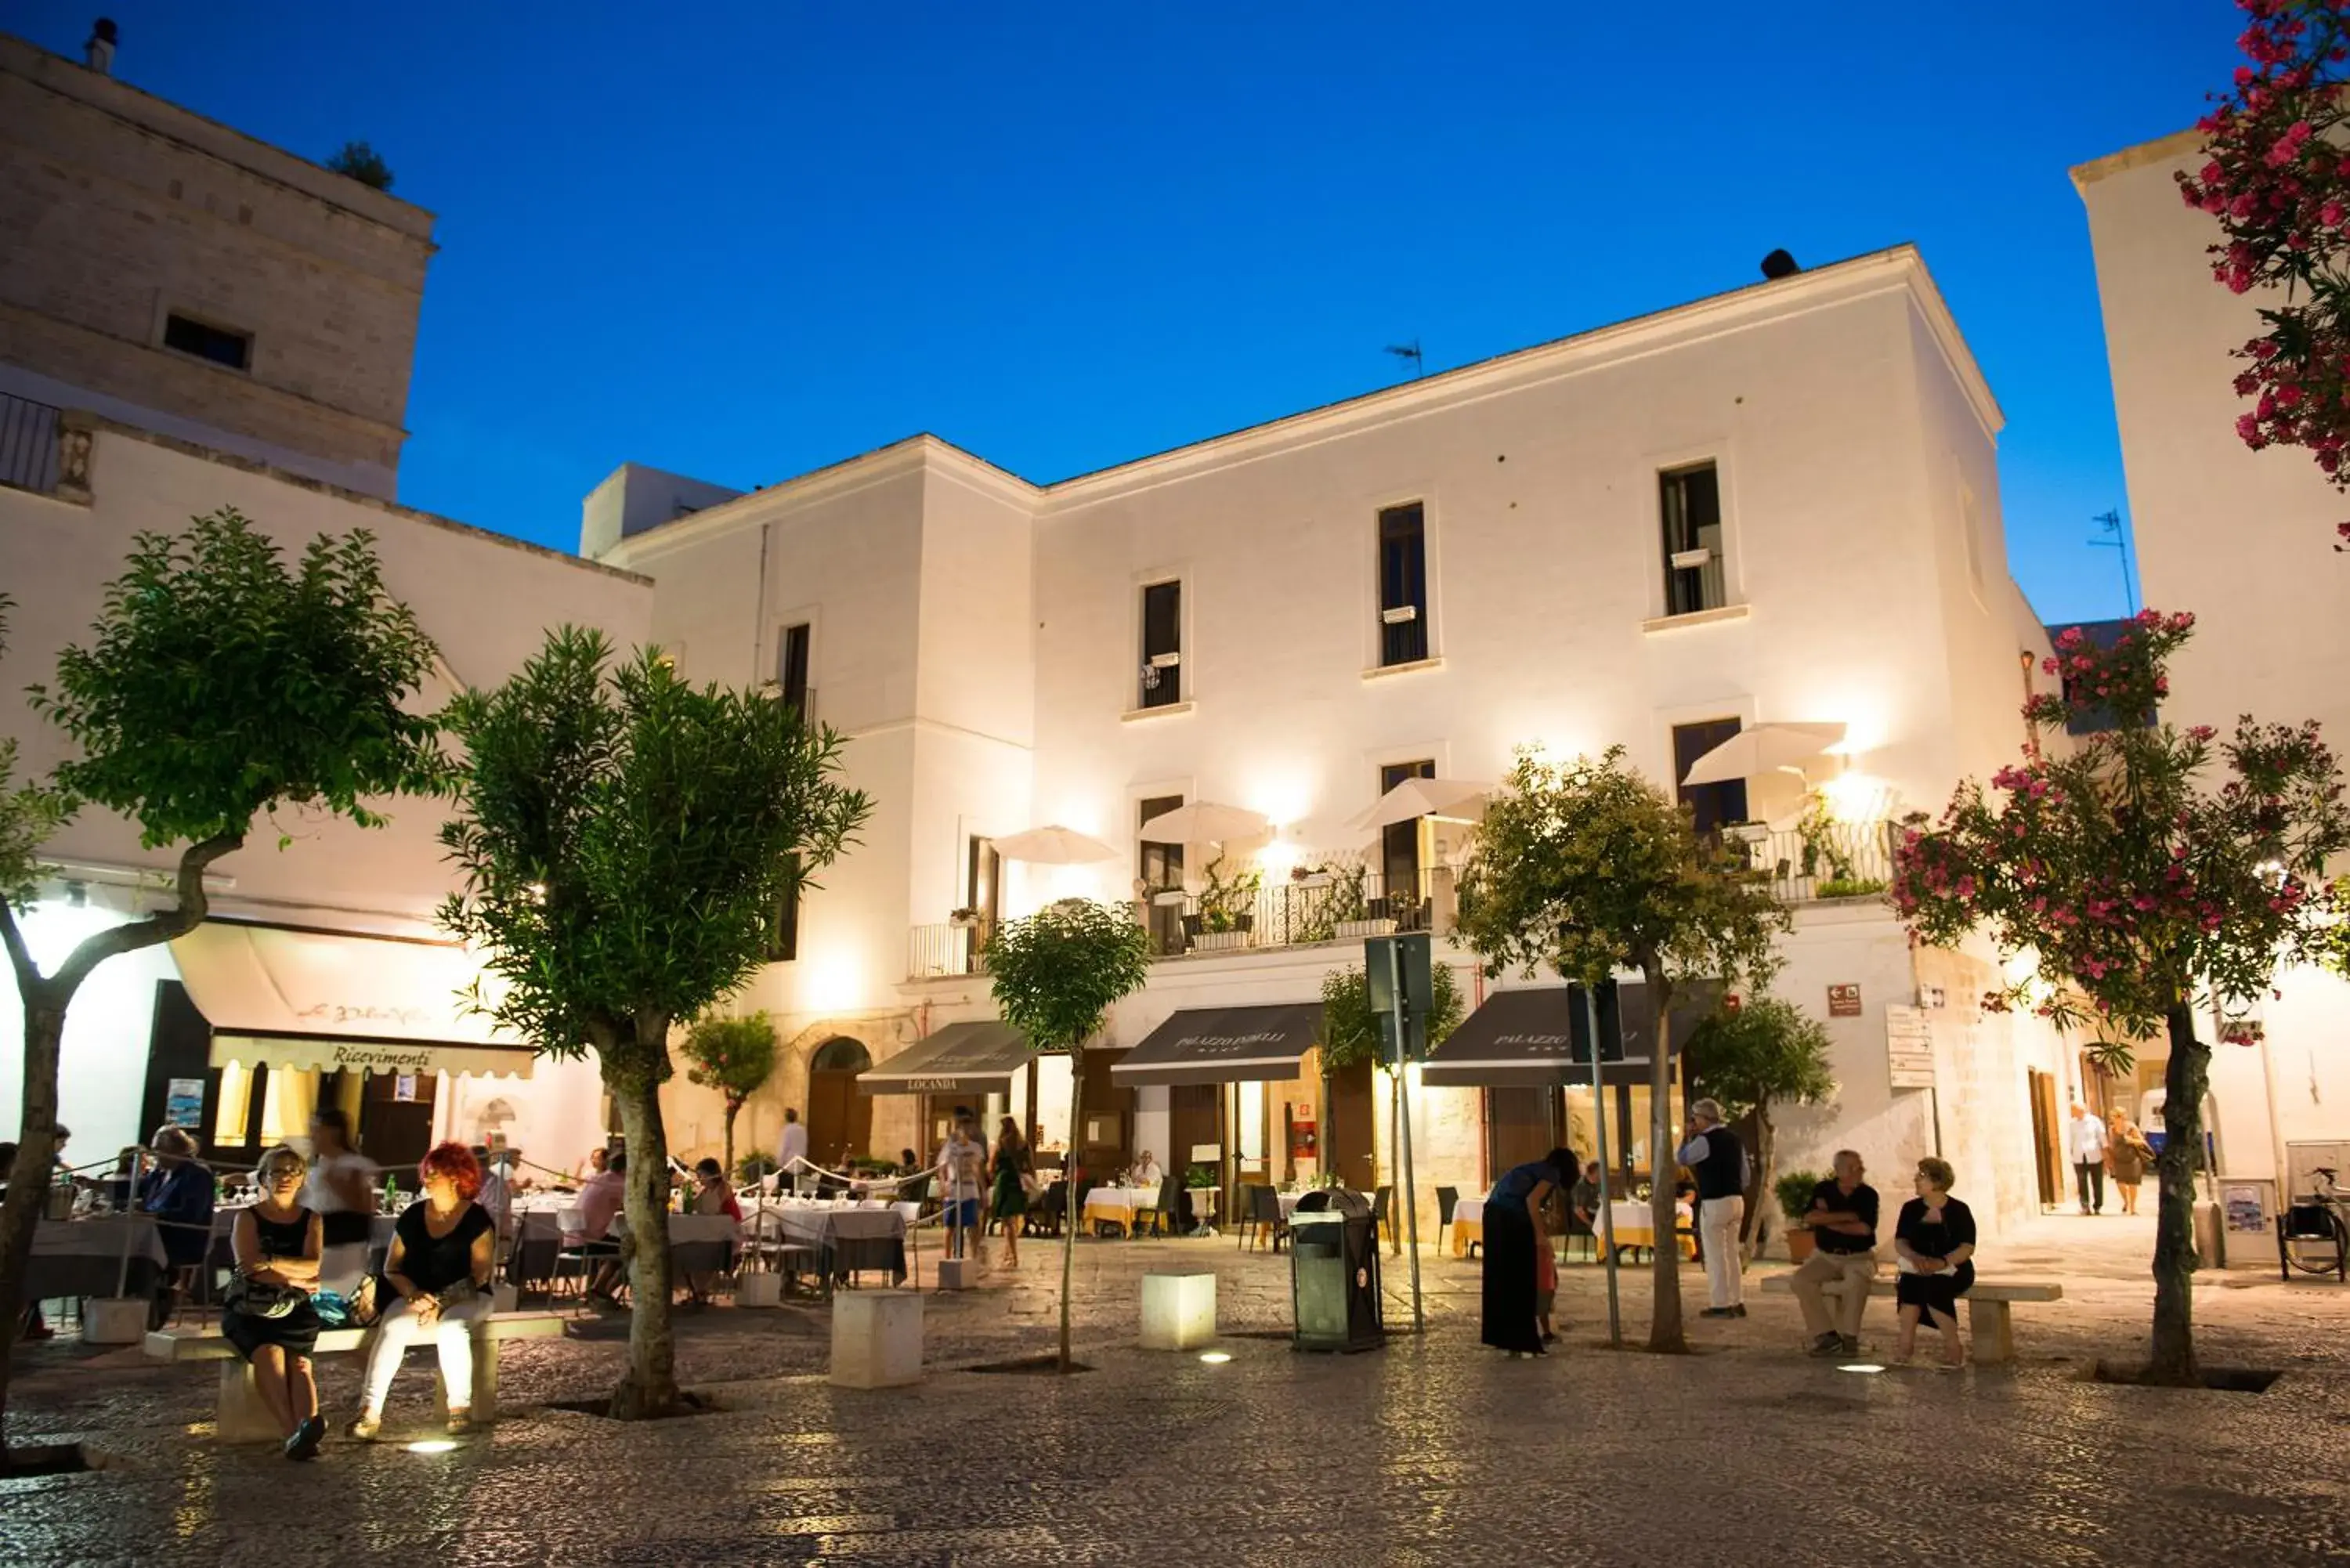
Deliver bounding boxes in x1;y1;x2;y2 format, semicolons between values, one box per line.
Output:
1456;745;1791;994
31;510;451;848
1688;997;1836;1124
682;1011;779;1107
1896;615;2350;1045
734;1152;779;1185
1815;876;1887;900
1198;851;1261;934
1184;1163;1216;1188
1318;959;1464;1072
982;898;1152;1053
1775;1169;1824;1222
437;627;873;1077
0;598;68;914
2084;1038;2140;1078
326;139;394;191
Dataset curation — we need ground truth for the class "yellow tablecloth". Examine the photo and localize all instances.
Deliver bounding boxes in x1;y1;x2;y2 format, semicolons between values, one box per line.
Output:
1448;1198;1695;1259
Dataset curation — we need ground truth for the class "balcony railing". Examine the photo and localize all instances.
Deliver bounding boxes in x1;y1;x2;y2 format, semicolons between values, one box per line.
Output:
907;921;988;980
1136;869;1449;959
0;392;61;495
1714;819;1897;904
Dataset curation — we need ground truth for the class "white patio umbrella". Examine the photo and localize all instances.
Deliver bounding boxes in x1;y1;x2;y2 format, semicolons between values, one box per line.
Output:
1347;777;1493;833
1137;800;1270;844
991;825;1120;865
1678;721;1847;787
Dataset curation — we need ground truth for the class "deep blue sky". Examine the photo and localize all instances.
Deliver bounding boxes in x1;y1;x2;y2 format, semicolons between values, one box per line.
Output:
18;2;2243;621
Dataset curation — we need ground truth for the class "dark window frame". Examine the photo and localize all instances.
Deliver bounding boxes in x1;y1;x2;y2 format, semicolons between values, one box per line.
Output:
777;622;812;721
1376;502;1430;667
1139;580;1181;709
1671;718;1749;840
1659;463;1726;616
162;311;253;372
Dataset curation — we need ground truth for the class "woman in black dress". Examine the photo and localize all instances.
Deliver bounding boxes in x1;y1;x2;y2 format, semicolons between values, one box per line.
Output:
1480;1147;1576;1358
1893;1155;1976;1369
989;1117;1032;1269
224;1144;325;1459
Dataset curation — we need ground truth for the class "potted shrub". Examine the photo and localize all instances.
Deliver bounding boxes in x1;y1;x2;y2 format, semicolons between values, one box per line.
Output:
949;906;982;929
1777;1169;1824;1262
1329;862;1394;938
1195;853;1260;951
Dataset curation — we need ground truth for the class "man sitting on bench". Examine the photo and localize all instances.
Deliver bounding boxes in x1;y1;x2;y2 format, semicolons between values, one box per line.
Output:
1788;1150;1879;1358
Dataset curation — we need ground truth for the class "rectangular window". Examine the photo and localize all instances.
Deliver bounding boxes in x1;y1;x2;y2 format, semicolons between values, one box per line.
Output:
1379;758;1435;927
1671;718;1748;839
765;854;801;963
966;836;1002;929
163;312;251;371
1139;580;1181;709
1137;796;1185;891
776;623;812;721
1377;502;1429;666
1660;464;1725;616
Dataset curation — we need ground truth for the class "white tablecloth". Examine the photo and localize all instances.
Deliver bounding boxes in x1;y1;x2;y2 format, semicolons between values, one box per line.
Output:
1082;1185;1159;1225
27;1215;169;1299
1454;1197;1484;1228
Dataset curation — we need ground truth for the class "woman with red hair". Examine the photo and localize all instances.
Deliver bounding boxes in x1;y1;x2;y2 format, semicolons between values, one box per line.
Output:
351;1142;496;1440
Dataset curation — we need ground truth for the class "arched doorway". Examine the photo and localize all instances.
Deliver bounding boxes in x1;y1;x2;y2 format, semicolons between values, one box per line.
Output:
805;1037;875;1171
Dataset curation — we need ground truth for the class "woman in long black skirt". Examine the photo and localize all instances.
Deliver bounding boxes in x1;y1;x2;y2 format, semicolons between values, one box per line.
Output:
1480;1147;1575;1358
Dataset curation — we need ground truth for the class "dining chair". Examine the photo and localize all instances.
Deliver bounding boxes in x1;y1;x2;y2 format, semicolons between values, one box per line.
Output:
1372;1184;1394;1248
1436;1185;1459;1253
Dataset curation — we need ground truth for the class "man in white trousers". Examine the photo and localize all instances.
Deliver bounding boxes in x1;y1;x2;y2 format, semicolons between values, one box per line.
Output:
1678;1099;1749;1318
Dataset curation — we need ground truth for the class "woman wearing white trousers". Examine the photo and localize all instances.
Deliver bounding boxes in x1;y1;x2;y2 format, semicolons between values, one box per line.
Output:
1677;1099;1749;1317
351;1142;496;1440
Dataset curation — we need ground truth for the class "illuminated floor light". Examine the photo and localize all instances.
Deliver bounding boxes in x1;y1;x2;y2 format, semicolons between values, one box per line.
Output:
1837;1364;1886;1375
1198;1351;1232;1364
406;1439;459;1454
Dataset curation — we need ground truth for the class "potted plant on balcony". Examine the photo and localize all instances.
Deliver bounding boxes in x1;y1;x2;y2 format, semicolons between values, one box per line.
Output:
1329;861;1394;939
1777;1169;1824;1263
1193;853;1260;951
948;906;982;929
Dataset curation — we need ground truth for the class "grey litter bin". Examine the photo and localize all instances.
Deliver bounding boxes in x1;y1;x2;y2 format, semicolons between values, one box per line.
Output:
1289;1187;1383;1353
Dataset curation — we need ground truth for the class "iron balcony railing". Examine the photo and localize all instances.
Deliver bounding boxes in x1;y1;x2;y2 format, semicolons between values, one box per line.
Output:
0;392;61;494
1136;868;1448;959
1712;818;1898;903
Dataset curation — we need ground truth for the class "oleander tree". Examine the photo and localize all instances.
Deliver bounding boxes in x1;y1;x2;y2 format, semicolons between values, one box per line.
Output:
1895;611;2350;1382
2175;0;2350;547
1457;745;1788;1353
439;627;870;1418
1687;997;1836;1255
680;1010;779;1185
983;899;1151;1372
0;515;449;1461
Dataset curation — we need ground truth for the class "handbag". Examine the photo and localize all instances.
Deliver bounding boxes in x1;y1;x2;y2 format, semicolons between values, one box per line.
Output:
224;1274;307;1320
345;1272;383;1328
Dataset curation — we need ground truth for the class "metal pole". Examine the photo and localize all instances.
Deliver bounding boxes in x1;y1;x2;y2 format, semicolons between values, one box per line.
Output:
1388;943;1426;1333
1586;984;1622;1347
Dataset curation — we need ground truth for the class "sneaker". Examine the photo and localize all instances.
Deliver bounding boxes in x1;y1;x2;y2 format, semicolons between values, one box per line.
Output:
1838;1335;1860;1357
1699;1306;1736;1318
284;1415;325;1461
1807;1332;1842;1357
346;1411;381;1442
445;1410;475;1436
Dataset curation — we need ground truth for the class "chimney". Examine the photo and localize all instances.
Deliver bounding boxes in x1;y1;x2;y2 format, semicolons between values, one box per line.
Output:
1760;249;1800;281
85;18;118;74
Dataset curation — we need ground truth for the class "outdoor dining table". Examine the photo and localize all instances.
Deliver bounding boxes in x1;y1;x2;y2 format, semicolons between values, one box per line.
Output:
1450;1196;1485;1257
1447;1198;1696;1259
1079;1184;1159;1234
747;1200;910;1294
27;1213;167;1302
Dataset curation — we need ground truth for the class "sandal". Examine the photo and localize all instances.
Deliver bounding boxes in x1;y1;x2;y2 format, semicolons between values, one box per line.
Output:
347;1411;381;1441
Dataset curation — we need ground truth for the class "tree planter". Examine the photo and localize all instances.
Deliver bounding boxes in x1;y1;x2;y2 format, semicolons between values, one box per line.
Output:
1784;1228;1817;1264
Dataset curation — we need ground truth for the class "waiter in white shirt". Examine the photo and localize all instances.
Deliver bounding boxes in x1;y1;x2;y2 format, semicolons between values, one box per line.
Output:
776;1108;809;1192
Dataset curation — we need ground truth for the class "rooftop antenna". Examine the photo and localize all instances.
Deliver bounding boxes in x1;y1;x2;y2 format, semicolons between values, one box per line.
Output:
1384;339;1423;379
2088;508;2138;616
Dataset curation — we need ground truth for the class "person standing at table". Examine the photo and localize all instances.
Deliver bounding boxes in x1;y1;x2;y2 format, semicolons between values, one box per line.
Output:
776;1109;809;1191
304;1108;377;1298
224;1145;326;1459
141;1125;215;1329
351;1143;496;1440
1677;1099;1749;1319
1480;1147;1576;1358
936;1114;987;1265
989;1116;1032;1269
1788;1150;1881;1358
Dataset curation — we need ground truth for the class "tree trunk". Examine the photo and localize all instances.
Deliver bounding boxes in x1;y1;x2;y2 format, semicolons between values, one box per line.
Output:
721;1099;739;1187
608;1037;681;1419
1742;1102;1776;1262
2149;999;2207;1384
1644;962;1685;1353
1060;1050;1085;1373
0;993;64;1461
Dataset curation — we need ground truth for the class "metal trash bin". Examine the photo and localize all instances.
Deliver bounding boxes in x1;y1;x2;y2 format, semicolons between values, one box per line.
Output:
1289;1187;1383;1353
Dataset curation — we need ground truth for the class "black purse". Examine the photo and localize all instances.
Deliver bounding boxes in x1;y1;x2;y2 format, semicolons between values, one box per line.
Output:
224;1274;307;1320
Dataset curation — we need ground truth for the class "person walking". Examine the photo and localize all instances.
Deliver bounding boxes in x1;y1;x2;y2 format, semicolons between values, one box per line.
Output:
776;1109;809;1192
2106;1109;2156;1216
304;1108;378;1298
2066;1101;2108;1215
1677;1099;1748;1318
1893;1156;1977;1369
223;1145;326;1459
936;1114;988;1266
989;1116;1032;1268
1479;1147;1576;1358
1787;1150;1881;1357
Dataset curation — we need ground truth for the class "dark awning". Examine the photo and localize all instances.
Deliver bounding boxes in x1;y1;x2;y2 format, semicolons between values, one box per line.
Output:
1421;981;1719;1089
858;1021;1029;1096
1112;1003;1325;1087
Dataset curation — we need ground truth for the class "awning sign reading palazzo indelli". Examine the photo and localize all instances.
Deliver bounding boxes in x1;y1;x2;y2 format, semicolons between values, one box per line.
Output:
170;919;535;1080
1112;1003;1325;1087
1419;981;1721;1089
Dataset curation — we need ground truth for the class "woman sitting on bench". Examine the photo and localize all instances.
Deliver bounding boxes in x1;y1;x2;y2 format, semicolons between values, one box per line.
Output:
225;1144;325;1460
351;1142;496;1441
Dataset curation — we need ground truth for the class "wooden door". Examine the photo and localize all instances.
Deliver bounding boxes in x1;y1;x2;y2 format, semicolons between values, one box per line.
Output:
1325;1057;1378;1190
361;1071;438;1185
806;1037;875;1170
1484;1086;1560;1182
1170;1084;1220;1178
2028;1068;2063;1208
1079;1049;1132;1179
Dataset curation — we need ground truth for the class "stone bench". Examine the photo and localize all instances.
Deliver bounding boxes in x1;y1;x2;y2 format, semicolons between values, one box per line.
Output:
1759;1273;2062;1364
144;1311;566;1443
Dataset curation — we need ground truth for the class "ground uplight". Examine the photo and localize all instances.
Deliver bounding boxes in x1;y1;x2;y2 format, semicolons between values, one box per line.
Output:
1198;1351;1232;1364
406;1440;459;1454
1837;1364;1886;1375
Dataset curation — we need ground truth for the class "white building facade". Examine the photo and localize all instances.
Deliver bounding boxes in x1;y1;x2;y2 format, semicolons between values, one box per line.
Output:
599;247;2077;1239
2077;131;2350;1209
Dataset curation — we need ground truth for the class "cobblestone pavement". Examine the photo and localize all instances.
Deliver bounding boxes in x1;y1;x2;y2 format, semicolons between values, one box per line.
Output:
6;1212;2350;1566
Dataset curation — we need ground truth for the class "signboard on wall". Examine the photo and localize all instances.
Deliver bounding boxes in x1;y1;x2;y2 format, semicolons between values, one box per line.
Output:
164;1078;204;1129
1828;984;1863;1018
1885;1004;1936;1089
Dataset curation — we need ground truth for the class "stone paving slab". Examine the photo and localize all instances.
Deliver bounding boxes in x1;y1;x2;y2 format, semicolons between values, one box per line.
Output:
7;1218;2350;1566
